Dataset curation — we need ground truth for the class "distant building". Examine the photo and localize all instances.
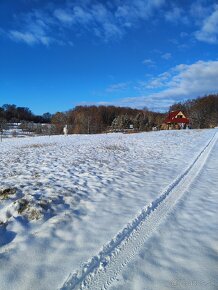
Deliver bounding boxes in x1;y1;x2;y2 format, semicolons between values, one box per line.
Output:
161;110;189;130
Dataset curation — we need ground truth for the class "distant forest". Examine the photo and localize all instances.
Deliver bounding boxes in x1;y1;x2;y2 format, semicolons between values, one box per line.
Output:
0;94;217;134
0;104;51;123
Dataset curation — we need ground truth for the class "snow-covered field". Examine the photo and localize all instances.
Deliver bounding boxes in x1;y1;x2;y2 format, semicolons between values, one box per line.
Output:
110;132;218;290
0;129;217;290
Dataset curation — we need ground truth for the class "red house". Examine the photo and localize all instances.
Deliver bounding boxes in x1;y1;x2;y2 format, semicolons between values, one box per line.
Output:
161;110;189;130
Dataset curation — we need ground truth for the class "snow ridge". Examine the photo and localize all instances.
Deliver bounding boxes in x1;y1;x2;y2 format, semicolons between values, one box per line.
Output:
60;132;217;290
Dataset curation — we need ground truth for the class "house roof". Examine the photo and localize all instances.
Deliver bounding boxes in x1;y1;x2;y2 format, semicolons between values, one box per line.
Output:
164;110;189;124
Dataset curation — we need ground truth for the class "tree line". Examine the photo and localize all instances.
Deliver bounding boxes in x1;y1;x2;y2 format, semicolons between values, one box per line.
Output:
0;94;217;134
0;104;51;124
51;94;218;133
51;106;164;134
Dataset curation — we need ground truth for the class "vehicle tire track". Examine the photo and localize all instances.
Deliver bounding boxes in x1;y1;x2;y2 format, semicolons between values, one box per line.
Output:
60;132;217;290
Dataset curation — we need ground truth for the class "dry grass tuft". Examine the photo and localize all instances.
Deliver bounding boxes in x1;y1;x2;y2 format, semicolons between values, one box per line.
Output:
104;144;128;152
0;188;16;199
22;143;56;149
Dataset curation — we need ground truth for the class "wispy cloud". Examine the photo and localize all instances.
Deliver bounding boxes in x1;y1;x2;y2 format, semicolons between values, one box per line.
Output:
145;72;171;89
9;30;53;46
53;9;75;25
165;5;189;24
9;31;37;45
110;60;218;111
8;8;57;46
190;1;212;24
161;52;172;60
195;5;218;44
163;1;218;45
2;0;166;46
106;82;130;93
2;1;218;48
142;58;155;67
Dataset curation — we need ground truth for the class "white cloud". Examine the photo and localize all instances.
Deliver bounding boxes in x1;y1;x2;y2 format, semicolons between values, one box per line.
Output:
114;60;218;111
144;72;171;89
195;5;218;44
119;95;173;111
142;58;155;66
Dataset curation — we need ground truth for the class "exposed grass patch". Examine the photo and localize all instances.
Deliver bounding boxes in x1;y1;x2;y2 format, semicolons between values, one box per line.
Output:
22;143;56;149
104;144;129;152
0;188;16;199
17;199;29;214
27;208;41;220
16;199;44;220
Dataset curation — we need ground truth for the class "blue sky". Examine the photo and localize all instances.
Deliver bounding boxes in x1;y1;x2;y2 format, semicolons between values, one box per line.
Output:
0;0;218;114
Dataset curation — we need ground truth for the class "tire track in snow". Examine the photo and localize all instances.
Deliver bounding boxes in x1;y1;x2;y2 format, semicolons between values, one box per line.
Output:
60;132;217;290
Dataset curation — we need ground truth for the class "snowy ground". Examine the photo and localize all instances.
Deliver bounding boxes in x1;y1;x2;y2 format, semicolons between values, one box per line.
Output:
1;123;34;138
110;132;218;290
0;129;217;290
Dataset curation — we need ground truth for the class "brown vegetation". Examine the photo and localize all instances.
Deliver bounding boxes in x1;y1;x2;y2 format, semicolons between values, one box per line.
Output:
51;106;165;134
1;94;217;135
0;188;16;199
